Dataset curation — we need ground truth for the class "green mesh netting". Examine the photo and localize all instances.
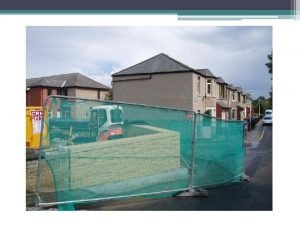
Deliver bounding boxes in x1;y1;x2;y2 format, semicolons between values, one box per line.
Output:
194;114;244;187
36;96;245;207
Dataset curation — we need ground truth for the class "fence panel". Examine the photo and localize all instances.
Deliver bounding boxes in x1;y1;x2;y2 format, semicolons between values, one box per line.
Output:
193;114;244;188
35;96;245;208
36;96;195;206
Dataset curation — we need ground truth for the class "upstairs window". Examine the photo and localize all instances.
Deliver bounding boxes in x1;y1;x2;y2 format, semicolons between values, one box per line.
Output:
219;85;227;98
232;91;236;101
207;79;212;95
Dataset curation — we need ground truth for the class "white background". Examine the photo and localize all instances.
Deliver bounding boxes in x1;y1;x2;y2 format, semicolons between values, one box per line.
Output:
0;15;299;225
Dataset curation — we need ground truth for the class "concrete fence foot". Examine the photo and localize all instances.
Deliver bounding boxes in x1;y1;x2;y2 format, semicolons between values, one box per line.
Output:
240;173;250;182
175;188;208;197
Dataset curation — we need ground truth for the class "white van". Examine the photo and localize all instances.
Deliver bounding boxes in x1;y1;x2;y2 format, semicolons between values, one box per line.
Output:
265;109;272;116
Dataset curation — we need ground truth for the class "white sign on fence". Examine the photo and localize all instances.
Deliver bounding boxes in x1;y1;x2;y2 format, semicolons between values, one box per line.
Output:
31;110;43;134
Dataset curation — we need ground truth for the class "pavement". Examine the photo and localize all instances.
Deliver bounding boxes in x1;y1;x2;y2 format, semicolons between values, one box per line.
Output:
246;119;264;143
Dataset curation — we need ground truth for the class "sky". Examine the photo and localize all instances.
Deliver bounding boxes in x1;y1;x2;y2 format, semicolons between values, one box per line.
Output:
26;26;272;99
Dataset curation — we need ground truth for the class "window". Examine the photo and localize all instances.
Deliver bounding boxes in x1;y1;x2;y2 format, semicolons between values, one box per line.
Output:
91;111;98;127
63;89;68;96
98;109;107;128
47;88;52;96
97;90;101;99
231;109;236;119
207;79;212;95
219;85;226;98
238;93;241;102
232;91;235;101
197;76;201;94
110;109;123;123
90;110;99;138
90;109;108;130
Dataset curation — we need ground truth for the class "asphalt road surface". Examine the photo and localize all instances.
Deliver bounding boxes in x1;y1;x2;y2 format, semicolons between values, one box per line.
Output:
80;124;272;211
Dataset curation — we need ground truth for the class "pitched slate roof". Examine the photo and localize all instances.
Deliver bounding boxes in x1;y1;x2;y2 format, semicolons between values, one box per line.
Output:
26;73;109;89
112;53;195;76
235;87;243;93
227;84;237;90
216;77;228;84
195;69;217;78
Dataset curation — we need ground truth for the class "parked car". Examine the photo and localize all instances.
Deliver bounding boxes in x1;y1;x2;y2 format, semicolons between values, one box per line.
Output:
263;115;272;126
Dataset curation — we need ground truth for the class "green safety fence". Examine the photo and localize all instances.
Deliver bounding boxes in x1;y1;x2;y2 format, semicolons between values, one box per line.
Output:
35;96;244;209
194;114;244;188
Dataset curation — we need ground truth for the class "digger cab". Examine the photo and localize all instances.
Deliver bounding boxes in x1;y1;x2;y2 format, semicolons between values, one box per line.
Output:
90;105;124;141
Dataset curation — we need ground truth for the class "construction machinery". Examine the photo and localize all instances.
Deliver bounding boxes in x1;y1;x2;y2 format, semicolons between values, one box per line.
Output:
26;105;124;149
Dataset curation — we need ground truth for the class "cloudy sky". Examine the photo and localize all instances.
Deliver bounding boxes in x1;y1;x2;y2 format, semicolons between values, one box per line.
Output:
26;26;272;99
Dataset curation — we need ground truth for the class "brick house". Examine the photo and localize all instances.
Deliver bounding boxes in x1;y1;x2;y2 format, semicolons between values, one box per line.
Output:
26;73;110;107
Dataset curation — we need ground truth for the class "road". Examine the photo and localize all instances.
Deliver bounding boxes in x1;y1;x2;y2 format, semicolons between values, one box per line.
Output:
80;124;272;211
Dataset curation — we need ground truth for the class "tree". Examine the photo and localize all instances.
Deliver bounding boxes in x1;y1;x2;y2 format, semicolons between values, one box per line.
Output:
104;89;113;100
253;96;271;116
265;51;273;108
265;52;272;76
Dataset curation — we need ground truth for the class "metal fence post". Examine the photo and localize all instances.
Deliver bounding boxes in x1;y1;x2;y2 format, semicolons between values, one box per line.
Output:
188;112;197;190
241;121;250;182
176;112;208;197
34;96;52;207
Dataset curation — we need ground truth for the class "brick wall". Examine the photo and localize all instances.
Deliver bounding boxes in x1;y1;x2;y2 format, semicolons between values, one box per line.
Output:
26;87;43;106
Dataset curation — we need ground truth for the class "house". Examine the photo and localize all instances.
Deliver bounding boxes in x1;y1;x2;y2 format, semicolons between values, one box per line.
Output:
216;77;231;120
112;53;252;120
243;93;253;119
225;84;236;120
112;53;219;113
195;69;218;117
26;73;110;107
235;86;245;120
